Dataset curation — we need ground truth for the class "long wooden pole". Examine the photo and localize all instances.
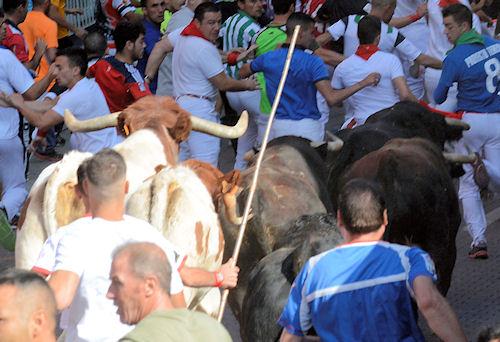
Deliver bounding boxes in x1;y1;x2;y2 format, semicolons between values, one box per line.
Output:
217;25;302;322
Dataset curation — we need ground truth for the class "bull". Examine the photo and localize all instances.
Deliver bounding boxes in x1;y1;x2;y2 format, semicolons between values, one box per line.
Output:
335;138;461;295
219;136;335;319
240;214;343;342
15;96;247;316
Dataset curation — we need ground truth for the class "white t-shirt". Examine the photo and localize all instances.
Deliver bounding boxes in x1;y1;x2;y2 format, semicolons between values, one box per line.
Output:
52;77;122;153
53;215;184;342
332;51;404;126
326;14;421;61
171;33;224;101
0;48;34;139
426;0;481;60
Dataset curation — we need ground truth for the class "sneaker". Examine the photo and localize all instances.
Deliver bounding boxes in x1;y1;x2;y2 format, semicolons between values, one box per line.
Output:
32;146;63;162
468;243;488;259
472;153;490;190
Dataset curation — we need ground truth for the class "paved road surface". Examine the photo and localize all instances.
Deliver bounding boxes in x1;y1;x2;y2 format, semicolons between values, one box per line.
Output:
2;117;499;341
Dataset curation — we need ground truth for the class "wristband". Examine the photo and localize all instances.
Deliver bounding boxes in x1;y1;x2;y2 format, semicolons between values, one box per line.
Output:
227;51;241;66
36;130;47;138
408;13;421;22
214;271;224;287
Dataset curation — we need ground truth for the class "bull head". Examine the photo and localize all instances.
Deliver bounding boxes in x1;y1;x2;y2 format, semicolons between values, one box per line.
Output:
64;96;249;139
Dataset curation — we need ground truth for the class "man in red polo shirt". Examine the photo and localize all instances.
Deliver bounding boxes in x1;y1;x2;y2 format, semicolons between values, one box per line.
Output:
88;21;151;112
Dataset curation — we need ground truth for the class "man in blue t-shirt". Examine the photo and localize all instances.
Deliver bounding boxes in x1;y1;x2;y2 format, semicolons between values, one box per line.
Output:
239;12;380;142
137;0;165;93
434;4;500;259
278;179;466;342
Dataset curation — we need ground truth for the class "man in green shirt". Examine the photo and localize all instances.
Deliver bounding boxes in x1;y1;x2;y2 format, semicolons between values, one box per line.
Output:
108;242;232;342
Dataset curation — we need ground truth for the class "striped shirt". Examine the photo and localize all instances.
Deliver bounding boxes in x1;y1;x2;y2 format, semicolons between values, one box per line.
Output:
278;241;437;341
220;10;261;79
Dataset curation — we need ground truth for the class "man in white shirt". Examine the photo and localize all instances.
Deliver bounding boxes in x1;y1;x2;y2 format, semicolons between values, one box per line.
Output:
332;15;417;127
424;0;481;111
47;149;239;341
2;48;121;154
316;0;441;123
0;11;55;228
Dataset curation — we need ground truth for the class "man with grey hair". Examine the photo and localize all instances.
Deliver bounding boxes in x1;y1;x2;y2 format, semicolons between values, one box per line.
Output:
0;269;57;342
108;242;232;341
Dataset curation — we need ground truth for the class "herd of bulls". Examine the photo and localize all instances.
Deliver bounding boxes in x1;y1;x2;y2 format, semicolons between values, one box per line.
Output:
14;97;474;341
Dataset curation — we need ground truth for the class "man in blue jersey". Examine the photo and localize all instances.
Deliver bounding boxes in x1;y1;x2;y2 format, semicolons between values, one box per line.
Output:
239;13;380;142
434;4;500;259
278;179;466;342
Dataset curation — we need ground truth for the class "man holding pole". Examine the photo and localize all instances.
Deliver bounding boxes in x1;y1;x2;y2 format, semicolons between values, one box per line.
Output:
239;13;380;142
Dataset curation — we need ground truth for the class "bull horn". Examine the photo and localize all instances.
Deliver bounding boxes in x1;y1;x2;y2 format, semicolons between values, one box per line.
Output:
325;131;344;151
190;110;249;139
443;152;476;163
64;109;120;132
445;117;470;130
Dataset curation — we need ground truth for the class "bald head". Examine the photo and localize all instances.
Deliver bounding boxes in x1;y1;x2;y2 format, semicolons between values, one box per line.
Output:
0;269;56;341
113;242;172;293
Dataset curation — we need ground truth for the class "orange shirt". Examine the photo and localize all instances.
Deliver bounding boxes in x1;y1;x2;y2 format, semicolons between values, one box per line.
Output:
19;11;58;81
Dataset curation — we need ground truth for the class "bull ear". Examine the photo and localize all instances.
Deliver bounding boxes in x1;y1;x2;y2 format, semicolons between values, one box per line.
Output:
167;110;192;143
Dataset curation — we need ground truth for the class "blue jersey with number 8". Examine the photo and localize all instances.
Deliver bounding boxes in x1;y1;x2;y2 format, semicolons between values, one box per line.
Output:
434;36;499;113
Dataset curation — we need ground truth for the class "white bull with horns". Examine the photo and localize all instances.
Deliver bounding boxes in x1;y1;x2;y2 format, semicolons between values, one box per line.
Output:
15;96;248;316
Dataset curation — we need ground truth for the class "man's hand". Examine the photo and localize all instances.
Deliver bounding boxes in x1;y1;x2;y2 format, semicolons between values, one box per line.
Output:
237;44;258;63
243;75;259;91
219;258;239;289
74;27;88;40
360;72;381;88
416;3;428;18
65;8;83;15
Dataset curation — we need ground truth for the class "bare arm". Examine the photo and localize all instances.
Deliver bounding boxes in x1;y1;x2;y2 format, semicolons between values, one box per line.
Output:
48;270;80;310
48;4;87;39
389;3;427;28
144;36;174;80
2;93;63;131
316;73;380;107
314;47;345;67
25;39;47;71
239;63;253;79
413;276;466;341
392;76;418;102
415;53;442;69
179;258;239;288
23;67;56;100
209;71;258;92
316;32;333;46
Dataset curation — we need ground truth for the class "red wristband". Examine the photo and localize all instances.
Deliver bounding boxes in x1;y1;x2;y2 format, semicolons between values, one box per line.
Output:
214;271;224;287
36;130;47;138
227;51;241;66
409;13;422;22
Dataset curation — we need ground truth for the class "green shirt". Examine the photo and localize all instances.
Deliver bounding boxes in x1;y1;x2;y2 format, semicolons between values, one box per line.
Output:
119;309;232;342
253;24;287;114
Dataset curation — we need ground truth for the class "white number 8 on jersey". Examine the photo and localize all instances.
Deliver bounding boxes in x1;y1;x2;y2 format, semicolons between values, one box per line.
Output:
484;57;500;95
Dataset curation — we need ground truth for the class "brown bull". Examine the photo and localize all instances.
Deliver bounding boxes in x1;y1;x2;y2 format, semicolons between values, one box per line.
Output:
338;138;461;294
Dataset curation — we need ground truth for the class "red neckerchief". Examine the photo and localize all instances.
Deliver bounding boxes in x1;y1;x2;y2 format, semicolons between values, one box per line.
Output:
438;0;459;7
181;20;210;42
355;44;380;61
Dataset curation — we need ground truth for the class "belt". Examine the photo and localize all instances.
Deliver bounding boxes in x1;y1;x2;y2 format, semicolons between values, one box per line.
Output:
176;93;213;101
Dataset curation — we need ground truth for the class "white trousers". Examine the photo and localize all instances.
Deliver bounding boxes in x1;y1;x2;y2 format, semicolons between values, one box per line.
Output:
177;97;220;167
455;113;500;246
226;90;261;170
424;68;458;112
269;118;323;142
0;137;28;220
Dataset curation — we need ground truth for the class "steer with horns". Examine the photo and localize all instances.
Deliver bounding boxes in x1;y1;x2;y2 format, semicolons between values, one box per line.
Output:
15;96;247;316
